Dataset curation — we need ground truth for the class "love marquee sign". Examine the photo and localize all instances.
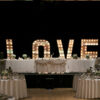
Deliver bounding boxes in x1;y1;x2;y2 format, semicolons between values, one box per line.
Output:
6;39;98;59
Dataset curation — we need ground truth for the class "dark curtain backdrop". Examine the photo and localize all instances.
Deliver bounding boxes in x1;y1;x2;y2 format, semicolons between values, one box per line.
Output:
0;2;100;58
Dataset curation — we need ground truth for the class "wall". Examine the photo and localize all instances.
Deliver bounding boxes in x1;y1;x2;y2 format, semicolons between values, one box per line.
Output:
0;2;99;58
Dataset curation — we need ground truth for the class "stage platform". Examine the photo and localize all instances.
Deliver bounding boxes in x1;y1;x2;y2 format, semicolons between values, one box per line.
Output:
25;73;75;89
19;72;82;75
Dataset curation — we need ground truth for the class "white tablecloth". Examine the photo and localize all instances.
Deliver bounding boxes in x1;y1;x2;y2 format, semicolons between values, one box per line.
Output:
0;79;27;100
76;78;100;99
73;75;80;91
66;59;96;72
4;59;36;73
35;58;67;73
0;58;97;73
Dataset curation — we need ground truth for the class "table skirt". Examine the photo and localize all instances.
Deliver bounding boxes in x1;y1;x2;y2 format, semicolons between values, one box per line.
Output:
0;79;27;100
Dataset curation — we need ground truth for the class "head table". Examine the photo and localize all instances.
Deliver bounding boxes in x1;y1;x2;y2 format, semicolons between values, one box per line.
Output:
35;58;67;73
0;58;96;73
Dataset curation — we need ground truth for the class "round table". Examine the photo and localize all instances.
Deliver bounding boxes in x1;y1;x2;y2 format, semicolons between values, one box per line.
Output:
0;79;27;100
73;74;80;91
76;78;100;99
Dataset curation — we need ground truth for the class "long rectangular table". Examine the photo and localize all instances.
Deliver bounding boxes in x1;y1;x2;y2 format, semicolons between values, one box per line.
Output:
0;59;36;73
35;58;67;73
0;58;96;73
66;59;96;73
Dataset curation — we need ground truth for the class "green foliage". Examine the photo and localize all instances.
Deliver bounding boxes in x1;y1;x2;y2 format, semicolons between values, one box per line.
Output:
1;70;8;76
86;54;90;59
1;67;13;76
86;67;93;73
95;64;100;71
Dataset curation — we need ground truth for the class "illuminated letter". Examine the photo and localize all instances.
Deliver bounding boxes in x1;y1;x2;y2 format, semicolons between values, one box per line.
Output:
81;39;98;58
32;39;50;59
67;39;74;59
57;40;65;58
6;39;13;59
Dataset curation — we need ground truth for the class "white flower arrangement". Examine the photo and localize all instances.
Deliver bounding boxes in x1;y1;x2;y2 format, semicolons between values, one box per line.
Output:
1;70;9;79
13;54;16;59
22;54;27;59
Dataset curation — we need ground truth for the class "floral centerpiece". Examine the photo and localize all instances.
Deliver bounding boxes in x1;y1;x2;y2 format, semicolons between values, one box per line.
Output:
0;67;13;79
1;70;9;79
12;54;16;59
22;54;27;59
72;54;78;59
86;67;93;78
85;54;90;59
